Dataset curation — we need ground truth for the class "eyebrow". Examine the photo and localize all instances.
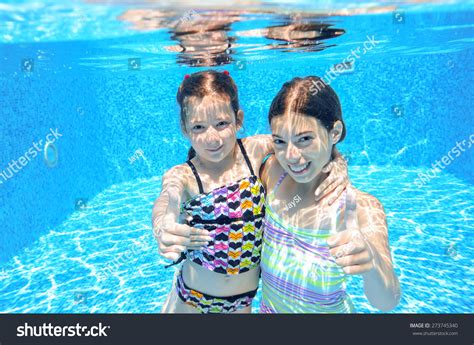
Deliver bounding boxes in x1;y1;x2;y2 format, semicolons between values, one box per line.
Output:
189;119;205;124
272;131;313;138
295;131;313;137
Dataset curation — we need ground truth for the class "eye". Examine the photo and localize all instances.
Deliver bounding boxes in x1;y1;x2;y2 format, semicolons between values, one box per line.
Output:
216;121;230;128
273;139;285;145
298;136;313;143
192;124;205;132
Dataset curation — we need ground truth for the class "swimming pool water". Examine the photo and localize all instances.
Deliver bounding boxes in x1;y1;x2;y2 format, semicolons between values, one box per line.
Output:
0;0;473;313
0;166;472;313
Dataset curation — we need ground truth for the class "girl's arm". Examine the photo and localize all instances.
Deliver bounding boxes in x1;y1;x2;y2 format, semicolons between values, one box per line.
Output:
328;189;401;311
152;165;211;261
357;193;401;311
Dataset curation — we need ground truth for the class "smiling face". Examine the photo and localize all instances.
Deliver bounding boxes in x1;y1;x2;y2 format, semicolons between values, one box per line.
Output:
183;95;242;163
271;113;342;184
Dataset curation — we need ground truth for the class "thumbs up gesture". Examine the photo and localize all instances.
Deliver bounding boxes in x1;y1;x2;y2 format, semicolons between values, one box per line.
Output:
327;188;375;275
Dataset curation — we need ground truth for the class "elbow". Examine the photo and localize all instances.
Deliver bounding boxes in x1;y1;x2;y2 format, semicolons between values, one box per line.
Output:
372;284;402;312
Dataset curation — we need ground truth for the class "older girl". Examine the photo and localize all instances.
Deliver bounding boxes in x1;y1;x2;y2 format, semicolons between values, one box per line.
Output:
260;76;401;313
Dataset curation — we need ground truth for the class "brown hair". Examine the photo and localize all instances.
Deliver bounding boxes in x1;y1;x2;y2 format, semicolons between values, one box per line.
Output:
177;70;241;159
268;76;346;142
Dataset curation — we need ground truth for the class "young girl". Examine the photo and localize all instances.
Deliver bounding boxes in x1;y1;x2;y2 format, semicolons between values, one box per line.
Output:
259;76;401;313
152;70;348;313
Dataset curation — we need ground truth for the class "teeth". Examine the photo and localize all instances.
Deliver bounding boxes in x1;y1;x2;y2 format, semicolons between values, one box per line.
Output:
289;162;309;173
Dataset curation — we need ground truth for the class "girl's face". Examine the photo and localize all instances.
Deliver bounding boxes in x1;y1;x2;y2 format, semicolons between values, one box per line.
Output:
271;113;341;184
183;95;242;163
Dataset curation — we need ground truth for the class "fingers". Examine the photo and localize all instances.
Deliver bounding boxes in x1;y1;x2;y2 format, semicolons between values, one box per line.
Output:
160;232;192;246
189;227;212;238
187;244;207;250
335;250;371;267
160;251;182;261
315;177;348;206
170;223;195;237
344;187;358;230
327;229;352;247
327;180;348;206
315;175;335;200
189;227;212;246
188;234;212;248
341;262;373;275
158;244;187;260
329;239;365;258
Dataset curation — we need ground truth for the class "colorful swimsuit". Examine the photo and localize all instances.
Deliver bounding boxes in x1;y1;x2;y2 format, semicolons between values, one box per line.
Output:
260;172;354;313
170;139;266;313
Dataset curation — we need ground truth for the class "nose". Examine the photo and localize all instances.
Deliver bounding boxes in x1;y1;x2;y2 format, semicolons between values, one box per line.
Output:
205;127;222;146
285;142;301;163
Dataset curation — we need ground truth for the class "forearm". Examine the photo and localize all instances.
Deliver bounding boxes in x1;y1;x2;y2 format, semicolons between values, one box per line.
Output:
151;194;169;234
362;247;401;311
152;192;179;240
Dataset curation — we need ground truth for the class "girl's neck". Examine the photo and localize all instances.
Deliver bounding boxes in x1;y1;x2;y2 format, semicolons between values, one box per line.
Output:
292;171;329;200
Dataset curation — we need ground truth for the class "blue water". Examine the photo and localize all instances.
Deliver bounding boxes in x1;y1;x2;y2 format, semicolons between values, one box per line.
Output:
0;0;473;313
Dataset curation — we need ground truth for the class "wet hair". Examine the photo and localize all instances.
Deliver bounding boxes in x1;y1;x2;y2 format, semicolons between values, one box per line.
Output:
268;76;346;143
177;70;241;159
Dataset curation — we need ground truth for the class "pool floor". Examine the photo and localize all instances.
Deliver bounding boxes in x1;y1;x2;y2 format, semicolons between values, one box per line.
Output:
0;166;472;313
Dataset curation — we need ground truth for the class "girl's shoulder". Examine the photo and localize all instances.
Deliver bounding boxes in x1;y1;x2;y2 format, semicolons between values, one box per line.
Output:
352;188;385;212
161;163;194;192
349;187;387;231
259;154;285;191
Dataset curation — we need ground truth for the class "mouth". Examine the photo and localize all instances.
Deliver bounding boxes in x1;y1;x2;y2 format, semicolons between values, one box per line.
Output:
288;162;311;175
206;145;223;153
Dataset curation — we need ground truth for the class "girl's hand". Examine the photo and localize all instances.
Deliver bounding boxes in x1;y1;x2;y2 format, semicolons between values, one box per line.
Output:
327;188;375;275
154;214;212;261
328;188;401;311
327;229;375;275
315;154;349;205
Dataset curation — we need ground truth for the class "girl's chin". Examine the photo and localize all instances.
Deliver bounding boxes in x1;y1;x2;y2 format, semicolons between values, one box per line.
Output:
198;149;231;162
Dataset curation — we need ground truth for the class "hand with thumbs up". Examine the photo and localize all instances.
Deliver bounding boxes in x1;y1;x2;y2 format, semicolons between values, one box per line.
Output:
327;230;375;275
327;187;375;275
327;187;401;311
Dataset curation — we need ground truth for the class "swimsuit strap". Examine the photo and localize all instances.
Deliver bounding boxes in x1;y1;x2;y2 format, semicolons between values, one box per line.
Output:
237;138;255;176
271;172;288;195
259;153;273;177
186;160;204;194
164;251;187;268
186;139;253;194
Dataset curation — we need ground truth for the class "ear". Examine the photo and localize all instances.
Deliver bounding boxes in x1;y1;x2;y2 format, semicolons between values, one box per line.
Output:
236;109;244;130
330;121;343;145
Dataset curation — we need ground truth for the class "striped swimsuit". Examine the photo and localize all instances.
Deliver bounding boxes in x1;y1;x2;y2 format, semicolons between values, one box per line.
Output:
260;172;354;313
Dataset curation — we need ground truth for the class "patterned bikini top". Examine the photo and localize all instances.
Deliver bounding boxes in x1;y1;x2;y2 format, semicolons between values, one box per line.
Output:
172;139;266;275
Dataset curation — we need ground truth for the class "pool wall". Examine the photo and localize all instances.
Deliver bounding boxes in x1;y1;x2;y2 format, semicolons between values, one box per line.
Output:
1;11;473;263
